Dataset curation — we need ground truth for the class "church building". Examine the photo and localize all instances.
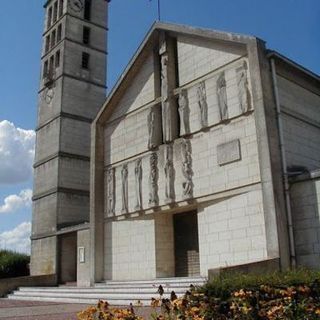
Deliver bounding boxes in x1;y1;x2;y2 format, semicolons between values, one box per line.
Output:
30;0;320;287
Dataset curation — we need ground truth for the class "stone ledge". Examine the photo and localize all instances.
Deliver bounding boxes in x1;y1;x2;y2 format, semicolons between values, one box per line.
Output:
208;258;280;281
0;274;57;298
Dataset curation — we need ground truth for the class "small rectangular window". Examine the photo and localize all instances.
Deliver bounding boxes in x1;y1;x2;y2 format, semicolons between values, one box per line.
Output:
45;35;50;53
53;1;58;22
81;52;90;69
43;61;49;78
57;24;62;42
55;51;61;68
51;30;56;48
47;7;53;29
82;26;90;45
84;0;91;21
58;0;64;17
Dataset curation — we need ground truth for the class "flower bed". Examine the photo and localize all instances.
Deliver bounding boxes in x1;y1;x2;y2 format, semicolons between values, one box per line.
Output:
77;269;320;319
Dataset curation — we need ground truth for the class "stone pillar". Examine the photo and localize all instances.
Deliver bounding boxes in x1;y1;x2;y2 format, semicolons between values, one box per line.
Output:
159;32;178;143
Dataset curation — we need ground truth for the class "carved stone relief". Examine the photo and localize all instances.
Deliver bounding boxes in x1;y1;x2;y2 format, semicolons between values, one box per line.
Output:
121;164;128;214
236;61;251;114
217;72;229;121
164;144;175;203
149;152;159;207
147;105;161;150
105;168;115;217
196;82;208;129
134;158;143;211
178;89;190;136
181;139;193;199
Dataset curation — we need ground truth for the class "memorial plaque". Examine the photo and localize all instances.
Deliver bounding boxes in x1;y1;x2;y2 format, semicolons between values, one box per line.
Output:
217;139;241;166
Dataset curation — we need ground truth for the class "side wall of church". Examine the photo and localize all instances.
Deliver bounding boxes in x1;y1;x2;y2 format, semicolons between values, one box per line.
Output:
102;35;269;279
278;75;320;171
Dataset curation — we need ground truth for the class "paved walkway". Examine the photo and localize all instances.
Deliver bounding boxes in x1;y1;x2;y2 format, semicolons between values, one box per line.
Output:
0;299;154;319
0;299;89;320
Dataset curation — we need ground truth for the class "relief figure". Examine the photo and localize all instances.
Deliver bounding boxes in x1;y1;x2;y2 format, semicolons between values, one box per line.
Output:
134;158;143;211
164;145;175;202
217;72;229;121
237;61;251;113
121;164;128;214
196;82;208;128
106;168;115;216
181;139;193;198
178;89;190;135
149;152;159;206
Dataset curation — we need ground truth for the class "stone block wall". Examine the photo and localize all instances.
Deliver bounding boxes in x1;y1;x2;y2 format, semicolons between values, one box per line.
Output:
104;217;156;280
198;188;267;276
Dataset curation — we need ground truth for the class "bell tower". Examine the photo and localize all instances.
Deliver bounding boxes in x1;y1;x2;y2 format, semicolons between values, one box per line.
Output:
30;0;108;280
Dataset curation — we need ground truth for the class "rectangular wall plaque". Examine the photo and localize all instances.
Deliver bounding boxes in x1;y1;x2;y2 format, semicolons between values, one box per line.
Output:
78;247;85;263
217;139;241;166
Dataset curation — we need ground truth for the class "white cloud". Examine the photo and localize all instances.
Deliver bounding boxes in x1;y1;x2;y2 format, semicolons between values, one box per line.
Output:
0;120;35;184
0;189;32;214
0;222;31;254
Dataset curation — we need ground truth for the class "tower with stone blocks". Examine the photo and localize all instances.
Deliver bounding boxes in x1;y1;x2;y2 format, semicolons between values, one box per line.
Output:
30;0;108;279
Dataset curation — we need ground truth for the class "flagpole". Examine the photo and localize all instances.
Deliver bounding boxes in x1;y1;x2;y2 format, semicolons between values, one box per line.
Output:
157;0;161;21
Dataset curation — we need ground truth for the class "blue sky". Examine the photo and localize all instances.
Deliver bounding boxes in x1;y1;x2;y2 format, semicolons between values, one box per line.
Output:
0;0;319;253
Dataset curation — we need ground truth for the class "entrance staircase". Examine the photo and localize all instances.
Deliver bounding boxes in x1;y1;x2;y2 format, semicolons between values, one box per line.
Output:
7;277;206;306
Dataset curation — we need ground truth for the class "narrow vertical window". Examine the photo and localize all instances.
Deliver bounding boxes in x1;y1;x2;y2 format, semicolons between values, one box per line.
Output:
55;51;61;68
49;56;54;75
47;7;53;29
82;26;90;45
53;1;58;22
59;0;64;17
43;61;49;78
57;24;62;42
84;0;91;21
81;52;90;69
51;30;56;48
45;35;50;53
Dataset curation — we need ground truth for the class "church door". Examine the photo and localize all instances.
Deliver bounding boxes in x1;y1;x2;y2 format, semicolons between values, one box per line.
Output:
174;211;200;277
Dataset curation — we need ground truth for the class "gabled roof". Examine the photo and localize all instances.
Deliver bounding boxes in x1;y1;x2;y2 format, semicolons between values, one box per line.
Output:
94;22;259;124
95;22;319;125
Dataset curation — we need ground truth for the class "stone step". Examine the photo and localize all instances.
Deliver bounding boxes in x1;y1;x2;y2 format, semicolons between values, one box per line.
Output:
7;277;206;306
7;295;148;306
18;287;188;294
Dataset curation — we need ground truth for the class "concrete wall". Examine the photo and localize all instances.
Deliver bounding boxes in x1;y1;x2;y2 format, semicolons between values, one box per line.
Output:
30;236;57;276
0;274;57;298
278;75;320;170
290;175;320;268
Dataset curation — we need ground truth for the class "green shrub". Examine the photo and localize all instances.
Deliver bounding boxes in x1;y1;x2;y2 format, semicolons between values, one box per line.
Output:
202;268;320;300
0;250;30;279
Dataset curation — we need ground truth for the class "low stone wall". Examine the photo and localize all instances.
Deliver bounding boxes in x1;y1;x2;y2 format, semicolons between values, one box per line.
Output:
0;274;57;297
208;258;280;281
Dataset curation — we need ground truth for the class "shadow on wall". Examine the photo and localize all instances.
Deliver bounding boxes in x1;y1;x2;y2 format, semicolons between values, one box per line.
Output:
290;175;320;268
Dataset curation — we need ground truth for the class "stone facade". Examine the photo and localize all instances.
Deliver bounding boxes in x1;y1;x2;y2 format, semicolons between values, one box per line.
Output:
32;2;320;285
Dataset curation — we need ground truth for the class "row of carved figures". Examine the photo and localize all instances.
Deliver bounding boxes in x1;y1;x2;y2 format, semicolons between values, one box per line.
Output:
105;139;193;216
148;61;251;149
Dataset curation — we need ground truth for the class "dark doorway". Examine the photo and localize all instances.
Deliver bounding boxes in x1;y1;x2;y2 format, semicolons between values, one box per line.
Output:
58;232;77;284
174;211;200;277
